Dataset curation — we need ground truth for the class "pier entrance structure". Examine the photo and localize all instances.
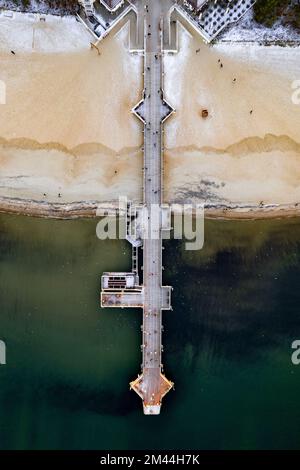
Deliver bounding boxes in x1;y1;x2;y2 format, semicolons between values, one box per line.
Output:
78;1;257;47
77;0;257;414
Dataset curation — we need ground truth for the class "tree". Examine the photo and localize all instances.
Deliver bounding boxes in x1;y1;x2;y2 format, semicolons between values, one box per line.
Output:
254;0;290;27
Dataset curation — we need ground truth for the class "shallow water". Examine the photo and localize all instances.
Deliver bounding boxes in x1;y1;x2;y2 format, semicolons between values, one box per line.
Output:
0;214;300;450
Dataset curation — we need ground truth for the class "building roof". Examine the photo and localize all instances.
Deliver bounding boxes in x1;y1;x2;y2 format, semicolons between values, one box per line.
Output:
100;0;124;12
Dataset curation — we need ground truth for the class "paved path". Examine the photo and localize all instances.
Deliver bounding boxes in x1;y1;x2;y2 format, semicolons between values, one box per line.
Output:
130;0;173;415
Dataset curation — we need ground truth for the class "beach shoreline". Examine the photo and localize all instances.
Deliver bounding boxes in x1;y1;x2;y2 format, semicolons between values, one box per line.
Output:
0;11;299;222
1;196;300;220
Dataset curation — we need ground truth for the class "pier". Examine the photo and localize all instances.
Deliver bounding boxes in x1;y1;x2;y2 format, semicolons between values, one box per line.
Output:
101;0;174;415
130;0;174;414
95;0;257;414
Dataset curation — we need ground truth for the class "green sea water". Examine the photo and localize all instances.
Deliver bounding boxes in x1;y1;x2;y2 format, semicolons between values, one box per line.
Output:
0;214;300;450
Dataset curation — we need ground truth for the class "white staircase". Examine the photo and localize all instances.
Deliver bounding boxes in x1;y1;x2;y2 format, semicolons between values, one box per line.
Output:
82;0;95;16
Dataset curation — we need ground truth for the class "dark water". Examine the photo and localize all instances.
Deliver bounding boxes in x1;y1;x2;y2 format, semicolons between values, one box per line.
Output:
0;214;300;450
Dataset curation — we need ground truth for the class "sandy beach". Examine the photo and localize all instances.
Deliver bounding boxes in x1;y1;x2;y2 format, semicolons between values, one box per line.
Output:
0;12;143;208
164;26;300;211
0;12;300;218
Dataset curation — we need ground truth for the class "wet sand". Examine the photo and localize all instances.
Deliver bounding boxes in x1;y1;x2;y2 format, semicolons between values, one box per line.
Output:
0;14;300;218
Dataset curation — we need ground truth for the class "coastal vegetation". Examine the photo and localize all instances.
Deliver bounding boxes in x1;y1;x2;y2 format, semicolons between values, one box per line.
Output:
2;1;300;33
7;0;79;14
254;0;300;30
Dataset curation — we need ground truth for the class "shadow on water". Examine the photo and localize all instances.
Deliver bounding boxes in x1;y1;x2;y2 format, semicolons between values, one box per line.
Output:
164;218;300;365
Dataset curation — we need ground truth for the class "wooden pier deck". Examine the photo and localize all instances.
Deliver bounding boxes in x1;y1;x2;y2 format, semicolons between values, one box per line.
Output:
130;0;174;414
101;0;174;415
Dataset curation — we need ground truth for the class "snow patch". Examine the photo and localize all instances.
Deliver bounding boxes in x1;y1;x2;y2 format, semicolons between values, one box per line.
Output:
0;0;78;16
218;9;300;43
0;10;92;53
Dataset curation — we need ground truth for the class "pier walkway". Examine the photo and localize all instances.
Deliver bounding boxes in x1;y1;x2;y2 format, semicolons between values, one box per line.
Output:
101;0;174;414
130;0;173;415
98;0;256;414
